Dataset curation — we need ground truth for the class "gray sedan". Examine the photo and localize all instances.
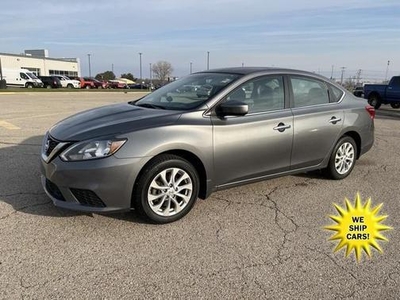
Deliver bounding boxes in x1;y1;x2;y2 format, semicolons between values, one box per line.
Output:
40;68;374;223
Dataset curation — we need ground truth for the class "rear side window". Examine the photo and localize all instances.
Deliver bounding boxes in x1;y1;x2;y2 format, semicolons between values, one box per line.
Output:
329;84;344;102
290;77;330;108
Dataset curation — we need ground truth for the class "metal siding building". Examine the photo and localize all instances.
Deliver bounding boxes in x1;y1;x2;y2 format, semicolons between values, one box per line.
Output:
0;50;80;77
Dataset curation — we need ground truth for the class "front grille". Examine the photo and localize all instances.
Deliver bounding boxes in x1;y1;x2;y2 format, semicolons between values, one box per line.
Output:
45;179;65;201
45;135;59;156
70;188;106;208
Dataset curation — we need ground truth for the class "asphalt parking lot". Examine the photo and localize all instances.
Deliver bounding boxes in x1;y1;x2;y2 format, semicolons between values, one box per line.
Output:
0;92;399;299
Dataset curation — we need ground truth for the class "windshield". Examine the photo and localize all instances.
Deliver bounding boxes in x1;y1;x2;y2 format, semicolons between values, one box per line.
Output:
27;72;39;79
134;72;241;110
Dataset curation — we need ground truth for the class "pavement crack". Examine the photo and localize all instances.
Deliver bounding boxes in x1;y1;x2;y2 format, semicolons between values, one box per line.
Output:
264;188;299;265
304;246;358;281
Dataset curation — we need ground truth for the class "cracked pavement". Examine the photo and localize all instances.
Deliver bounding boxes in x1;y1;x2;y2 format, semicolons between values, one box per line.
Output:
0;92;399;299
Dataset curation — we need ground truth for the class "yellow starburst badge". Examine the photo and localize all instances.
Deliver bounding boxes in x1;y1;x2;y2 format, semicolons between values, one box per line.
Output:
325;193;392;262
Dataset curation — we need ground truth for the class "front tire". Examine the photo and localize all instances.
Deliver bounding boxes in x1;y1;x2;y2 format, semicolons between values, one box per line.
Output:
325;136;357;180
134;154;199;223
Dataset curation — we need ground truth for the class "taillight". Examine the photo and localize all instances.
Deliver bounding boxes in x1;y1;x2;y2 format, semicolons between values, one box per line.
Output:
365;105;375;119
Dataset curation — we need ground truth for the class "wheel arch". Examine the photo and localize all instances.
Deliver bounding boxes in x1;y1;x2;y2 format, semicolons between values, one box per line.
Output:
367;91;381;100
131;149;208;209
341;131;361;159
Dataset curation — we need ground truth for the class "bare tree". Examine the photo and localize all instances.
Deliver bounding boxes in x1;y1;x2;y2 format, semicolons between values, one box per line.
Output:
152;61;173;83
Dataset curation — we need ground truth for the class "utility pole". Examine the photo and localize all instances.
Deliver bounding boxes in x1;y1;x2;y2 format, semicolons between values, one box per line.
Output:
112;63;114;74
149;63;152;90
190;62;192;74
340;67;346;85
330;65;334;79
356;69;362;85
242;62;244;67
87;54;92;77
139;53;143;80
207;51;210;70
385;60;390;82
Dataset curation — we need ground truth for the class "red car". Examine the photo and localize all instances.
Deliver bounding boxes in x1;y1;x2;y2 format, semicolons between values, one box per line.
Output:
108;80;127;89
83;77;108;89
69;77;96;89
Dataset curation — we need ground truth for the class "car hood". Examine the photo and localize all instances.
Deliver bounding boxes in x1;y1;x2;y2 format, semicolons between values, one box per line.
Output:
49;103;182;141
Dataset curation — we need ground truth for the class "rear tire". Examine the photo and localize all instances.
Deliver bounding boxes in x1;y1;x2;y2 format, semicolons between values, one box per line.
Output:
368;94;381;109
134;154;199;224
46;85;52;89
325;136;357;180
67;84;73;89
85;85;91;89
390;103;400;109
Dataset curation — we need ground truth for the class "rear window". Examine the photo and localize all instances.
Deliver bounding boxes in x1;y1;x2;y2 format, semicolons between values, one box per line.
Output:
329;84;344;102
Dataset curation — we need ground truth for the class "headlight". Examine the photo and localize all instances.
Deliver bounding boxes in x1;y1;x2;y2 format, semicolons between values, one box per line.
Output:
60;139;126;161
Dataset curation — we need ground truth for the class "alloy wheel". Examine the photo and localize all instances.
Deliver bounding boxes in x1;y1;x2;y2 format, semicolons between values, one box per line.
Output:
147;167;193;216
334;142;355;175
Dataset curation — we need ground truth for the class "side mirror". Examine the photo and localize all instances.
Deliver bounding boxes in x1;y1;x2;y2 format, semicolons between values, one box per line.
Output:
217;101;248;117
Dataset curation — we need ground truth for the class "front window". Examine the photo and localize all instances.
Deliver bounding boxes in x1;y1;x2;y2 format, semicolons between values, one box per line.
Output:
20;73;29;80
134;73;241;110
26;72;39;79
223;75;285;113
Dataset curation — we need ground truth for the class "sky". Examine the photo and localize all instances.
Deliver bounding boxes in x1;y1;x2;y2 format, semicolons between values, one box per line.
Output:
1;0;399;81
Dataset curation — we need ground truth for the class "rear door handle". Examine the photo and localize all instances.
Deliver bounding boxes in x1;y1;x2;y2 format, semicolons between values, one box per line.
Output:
273;123;291;132
329;117;341;124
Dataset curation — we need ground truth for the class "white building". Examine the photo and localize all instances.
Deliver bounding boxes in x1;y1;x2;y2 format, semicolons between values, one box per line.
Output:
0;49;80;77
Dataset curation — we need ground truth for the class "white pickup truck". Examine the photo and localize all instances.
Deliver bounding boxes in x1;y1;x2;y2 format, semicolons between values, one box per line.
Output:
53;75;81;89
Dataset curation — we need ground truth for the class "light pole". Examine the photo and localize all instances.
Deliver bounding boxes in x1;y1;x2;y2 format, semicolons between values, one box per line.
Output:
87;54;91;77
190;62;193;74
139;52;142;80
207;51;210;70
385;60;390;82
149;63;152;90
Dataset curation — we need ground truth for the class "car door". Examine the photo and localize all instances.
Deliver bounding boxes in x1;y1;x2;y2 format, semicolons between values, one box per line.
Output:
19;72;29;87
211;75;293;187
289;76;344;169
386;77;400;102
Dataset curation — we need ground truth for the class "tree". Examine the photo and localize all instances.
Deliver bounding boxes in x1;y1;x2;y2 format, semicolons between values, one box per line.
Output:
120;73;135;81
95;71;115;81
152;61;173;83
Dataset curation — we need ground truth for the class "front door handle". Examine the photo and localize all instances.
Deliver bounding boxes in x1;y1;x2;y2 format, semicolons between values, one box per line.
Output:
329;117;342;124
273;123;291;132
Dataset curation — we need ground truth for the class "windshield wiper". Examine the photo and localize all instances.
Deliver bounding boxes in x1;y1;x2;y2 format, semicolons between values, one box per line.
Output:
135;103;166;109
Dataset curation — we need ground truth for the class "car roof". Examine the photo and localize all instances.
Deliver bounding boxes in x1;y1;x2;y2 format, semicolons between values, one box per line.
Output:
198;67;321;77
197;67;336;84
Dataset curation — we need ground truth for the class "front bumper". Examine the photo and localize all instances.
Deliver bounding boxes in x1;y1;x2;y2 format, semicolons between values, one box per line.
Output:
40;155;148;213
